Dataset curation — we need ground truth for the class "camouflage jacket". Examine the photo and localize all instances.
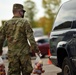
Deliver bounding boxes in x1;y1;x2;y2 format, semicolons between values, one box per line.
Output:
0;16;39;56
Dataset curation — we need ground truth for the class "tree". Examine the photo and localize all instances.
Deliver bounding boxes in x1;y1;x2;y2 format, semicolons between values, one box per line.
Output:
24;0;38;27
42;0;61;32
42;0;61;18
38;16;53;34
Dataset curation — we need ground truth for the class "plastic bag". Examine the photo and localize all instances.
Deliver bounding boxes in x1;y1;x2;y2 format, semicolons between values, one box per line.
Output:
0;56;3;64
35;53;41;63
32;53;45;75
0;56;6;75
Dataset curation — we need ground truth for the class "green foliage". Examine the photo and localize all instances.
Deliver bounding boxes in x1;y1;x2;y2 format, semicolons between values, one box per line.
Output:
42;0;61;18
42;0;61;34
24;0;38;27
23;0;61;34
37;17;53;35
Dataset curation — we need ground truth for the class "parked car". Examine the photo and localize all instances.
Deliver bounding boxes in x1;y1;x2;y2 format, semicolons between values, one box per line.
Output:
31;36;50;57
49;0;76;75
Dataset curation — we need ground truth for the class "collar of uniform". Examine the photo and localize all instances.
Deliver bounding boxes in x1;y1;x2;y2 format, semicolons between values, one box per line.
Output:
12;16;21;18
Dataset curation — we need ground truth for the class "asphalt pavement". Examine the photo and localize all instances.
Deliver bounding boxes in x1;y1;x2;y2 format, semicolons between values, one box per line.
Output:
31;57;62;75
3;57;62;75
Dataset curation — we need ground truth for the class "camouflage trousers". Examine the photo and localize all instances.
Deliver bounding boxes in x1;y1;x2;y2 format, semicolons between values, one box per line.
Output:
7;54;33;75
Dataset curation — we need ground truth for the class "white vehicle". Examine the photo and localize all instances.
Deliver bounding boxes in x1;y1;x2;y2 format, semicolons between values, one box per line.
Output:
33;28;44;37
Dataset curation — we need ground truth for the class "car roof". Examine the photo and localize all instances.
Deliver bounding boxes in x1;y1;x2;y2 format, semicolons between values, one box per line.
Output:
35;36;49;41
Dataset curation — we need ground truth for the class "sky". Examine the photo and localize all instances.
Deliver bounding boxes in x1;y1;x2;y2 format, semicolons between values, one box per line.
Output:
0;0;69;25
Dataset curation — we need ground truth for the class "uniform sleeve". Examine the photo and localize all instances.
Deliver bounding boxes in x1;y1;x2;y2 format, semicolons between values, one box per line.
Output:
0;23;6;54
25;20;39;53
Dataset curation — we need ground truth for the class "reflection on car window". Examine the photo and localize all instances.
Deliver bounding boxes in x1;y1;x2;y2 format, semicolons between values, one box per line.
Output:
54;21;72;30
52;0;76;31
71;21;76;29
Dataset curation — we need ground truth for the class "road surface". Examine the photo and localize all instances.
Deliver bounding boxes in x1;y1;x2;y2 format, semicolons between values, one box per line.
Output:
3;57;62;75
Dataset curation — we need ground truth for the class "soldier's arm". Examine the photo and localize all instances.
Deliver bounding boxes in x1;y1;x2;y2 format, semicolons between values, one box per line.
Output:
0;23;6;55
25;20;39;53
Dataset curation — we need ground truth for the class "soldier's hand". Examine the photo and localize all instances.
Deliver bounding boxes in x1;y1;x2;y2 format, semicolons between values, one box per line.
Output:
37;51;42;58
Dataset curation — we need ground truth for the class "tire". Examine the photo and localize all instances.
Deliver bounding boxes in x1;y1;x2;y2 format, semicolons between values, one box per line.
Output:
62;57;74;75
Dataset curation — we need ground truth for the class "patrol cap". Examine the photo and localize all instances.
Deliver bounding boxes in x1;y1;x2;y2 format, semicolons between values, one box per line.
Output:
13;3;26;12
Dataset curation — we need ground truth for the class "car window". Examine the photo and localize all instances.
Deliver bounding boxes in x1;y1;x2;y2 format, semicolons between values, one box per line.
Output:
37;39;49;44
71;21;76;29
52;0;76;31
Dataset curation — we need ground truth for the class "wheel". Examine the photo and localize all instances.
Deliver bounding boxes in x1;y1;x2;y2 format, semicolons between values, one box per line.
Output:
62;57;74;75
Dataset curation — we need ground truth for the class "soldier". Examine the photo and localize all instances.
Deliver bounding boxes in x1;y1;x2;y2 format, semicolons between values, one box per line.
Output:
0;3;41;75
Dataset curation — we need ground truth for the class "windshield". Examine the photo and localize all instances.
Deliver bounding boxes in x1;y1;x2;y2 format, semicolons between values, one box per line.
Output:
53;0;76;30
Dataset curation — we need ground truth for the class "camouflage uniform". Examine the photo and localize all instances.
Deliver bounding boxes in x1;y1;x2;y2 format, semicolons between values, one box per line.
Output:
0;4;39;75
